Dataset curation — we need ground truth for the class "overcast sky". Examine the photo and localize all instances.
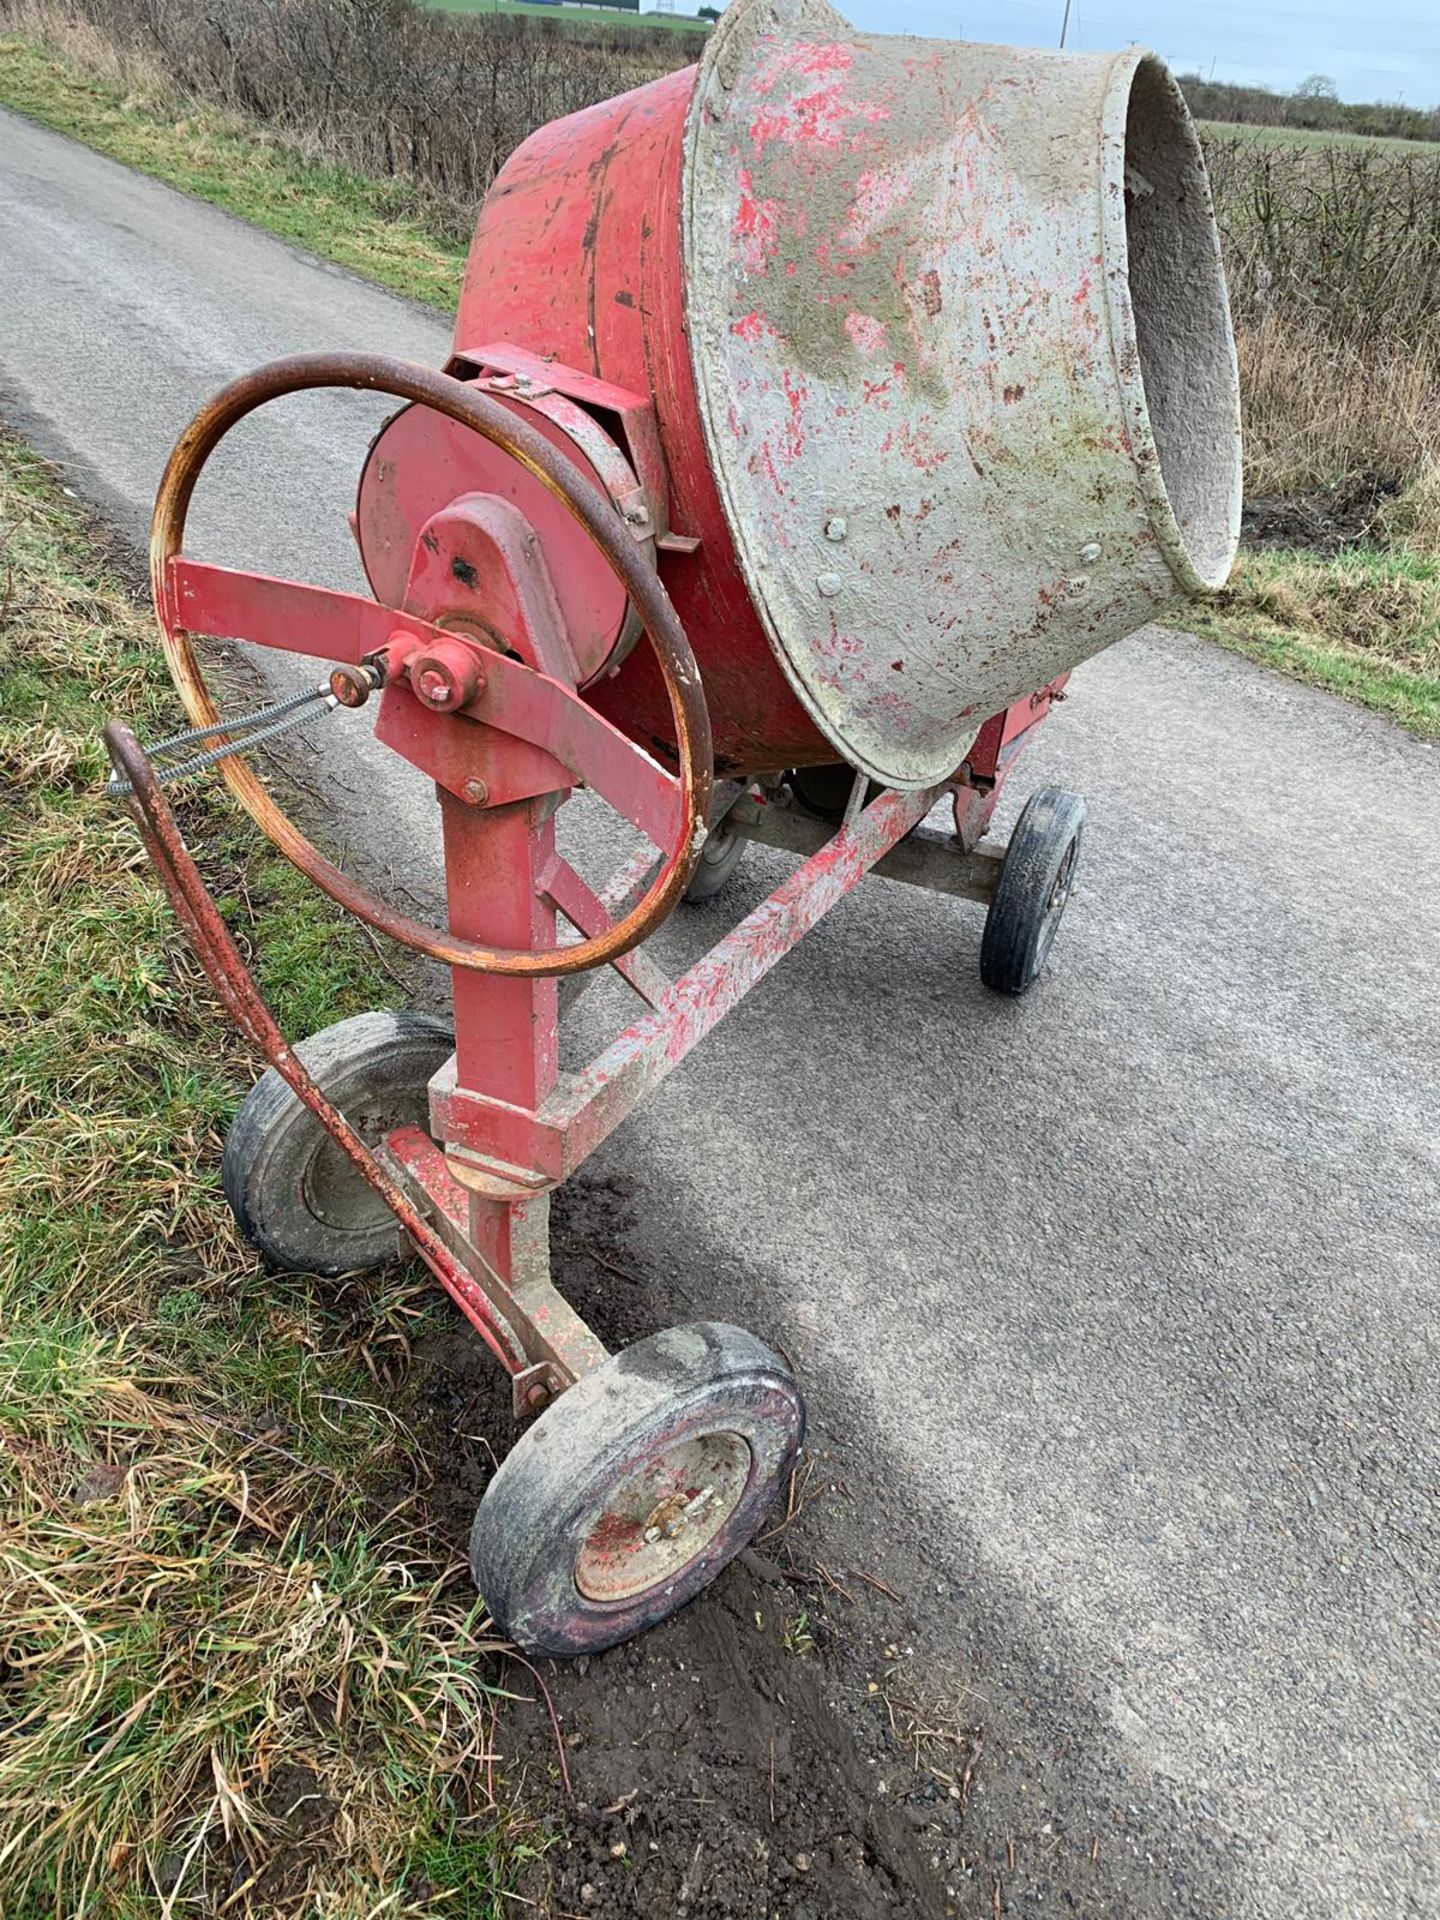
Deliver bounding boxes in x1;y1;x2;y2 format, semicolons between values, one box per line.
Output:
698;0;1440;106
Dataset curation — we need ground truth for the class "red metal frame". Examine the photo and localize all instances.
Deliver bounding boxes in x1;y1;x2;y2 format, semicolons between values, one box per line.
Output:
103;696;972;1413
109;609;1047;1426
116;357;1060;1421
103;722;527;1379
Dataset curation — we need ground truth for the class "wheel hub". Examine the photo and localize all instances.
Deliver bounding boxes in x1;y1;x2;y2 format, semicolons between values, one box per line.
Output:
301;1100;414;1232
574;1431;752;1603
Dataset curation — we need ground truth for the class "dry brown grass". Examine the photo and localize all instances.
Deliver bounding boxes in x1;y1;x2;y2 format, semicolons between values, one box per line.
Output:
1204;127;1440;497
1375;459;1440;555
1236;316;1440;499
0;0;697;240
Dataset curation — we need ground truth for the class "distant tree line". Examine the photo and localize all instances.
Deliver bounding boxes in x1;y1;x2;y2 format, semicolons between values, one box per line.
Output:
1179;72;1440;144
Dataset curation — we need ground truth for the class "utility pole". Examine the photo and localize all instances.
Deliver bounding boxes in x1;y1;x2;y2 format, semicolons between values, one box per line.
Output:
1059;0;1072;48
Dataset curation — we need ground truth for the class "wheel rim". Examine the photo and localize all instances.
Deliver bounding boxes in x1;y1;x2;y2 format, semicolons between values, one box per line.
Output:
1048;835;1080;913
574;1431;753;1604
297;1091;429;1236
301;1133;395;1235
1034;832;1081;970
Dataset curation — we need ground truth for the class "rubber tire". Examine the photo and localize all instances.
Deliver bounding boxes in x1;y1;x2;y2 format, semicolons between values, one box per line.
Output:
222;1009;454;1276
470;1322;805;1656
979;787;1086;996
684;800;747;902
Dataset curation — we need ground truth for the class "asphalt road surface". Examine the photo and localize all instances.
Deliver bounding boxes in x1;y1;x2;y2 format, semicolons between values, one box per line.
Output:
4;107;1437;1919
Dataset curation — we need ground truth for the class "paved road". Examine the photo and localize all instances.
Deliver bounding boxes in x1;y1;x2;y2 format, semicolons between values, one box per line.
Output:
4;107;1437;1918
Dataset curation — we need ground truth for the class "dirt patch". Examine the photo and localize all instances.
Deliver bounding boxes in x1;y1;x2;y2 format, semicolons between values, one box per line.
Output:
501;1561;964;1920
396;1175;974;1919
1241;471;1401;553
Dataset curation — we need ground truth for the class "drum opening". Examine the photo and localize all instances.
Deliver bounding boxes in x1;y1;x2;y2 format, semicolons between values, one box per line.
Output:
1121;54;1242;589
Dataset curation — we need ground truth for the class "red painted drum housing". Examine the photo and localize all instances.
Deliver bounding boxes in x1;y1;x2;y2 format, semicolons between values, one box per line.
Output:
378;0;1240;786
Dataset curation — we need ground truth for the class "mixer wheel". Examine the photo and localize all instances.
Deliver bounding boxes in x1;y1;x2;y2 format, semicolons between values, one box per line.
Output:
980;787;1086;996
223;1010;454;1275
469;1322;805;1656
684;793;748;902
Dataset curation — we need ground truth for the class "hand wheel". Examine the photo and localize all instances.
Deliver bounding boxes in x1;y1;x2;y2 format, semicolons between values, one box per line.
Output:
149;351;713;976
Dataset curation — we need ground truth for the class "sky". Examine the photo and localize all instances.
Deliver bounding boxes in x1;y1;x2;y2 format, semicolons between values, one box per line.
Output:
693;0;1440;106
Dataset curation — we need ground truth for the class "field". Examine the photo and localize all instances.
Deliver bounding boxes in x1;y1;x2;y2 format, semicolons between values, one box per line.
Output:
1200;116;1439;155
422;0;709;25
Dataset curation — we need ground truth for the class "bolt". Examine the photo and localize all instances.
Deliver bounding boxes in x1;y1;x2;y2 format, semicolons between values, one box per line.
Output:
525;1381;549;1409
1079;541;1102;565
417;668;452;706
624;504;650;527
815;572;843;598
643;1485;715;1544
463;776;490;807
824;515;848;542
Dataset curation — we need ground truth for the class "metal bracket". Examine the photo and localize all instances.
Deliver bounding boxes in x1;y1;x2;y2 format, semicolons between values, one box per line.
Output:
449;341;689;558
383;1126;609;1392
726;791;1005;903
511;1361;572;1419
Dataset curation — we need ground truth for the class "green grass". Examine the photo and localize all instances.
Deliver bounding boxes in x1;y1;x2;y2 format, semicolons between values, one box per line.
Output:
0;433;527;1915
0;36;467;311
1182;537;1440;738
422;0;708;24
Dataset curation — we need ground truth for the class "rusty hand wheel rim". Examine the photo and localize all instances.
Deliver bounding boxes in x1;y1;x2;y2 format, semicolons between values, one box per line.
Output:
150;350;714;977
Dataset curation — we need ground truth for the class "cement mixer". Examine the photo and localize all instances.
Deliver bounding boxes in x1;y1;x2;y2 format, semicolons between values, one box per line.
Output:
105;0;1241;1654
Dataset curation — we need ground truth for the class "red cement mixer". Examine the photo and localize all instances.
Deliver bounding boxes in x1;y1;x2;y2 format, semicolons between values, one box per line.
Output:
105;0;1241;1653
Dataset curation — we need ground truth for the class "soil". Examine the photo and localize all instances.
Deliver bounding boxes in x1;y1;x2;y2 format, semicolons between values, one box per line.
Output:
1241;470;1401;553
401;1178;977;1920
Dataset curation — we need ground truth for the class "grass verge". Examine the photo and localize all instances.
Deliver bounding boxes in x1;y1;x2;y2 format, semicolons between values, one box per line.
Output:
1183;534;1440;738
0;431;527;1915
0;35;467;310
0;26;1437;744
